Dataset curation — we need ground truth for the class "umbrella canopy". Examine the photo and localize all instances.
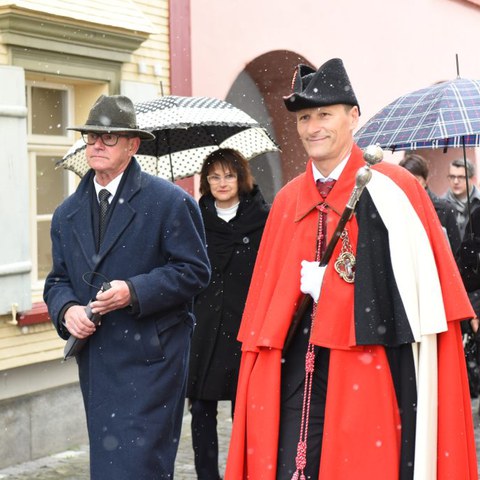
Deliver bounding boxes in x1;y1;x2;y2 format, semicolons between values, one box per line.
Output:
57;95;280;181
354;78;480;150
354;77;480;239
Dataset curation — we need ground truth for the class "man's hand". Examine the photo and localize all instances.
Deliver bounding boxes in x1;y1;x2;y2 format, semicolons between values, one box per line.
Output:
64;305;96;339
300;260;326;303
90;280;132;315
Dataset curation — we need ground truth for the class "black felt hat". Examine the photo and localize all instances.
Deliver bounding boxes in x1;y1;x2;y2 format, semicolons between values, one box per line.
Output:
283;58;360;114
68;95;155;140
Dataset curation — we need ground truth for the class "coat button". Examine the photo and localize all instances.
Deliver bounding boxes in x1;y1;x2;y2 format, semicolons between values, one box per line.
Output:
242;236;250;244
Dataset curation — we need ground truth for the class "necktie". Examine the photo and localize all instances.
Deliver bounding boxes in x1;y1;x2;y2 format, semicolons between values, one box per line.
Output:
98;189;111;246
316;178;336;199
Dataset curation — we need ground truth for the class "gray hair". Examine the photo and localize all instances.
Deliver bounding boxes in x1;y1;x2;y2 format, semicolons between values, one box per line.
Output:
451;158;475;178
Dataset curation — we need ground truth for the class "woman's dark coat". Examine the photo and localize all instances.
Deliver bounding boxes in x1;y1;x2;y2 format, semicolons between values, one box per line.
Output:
187;185;269;400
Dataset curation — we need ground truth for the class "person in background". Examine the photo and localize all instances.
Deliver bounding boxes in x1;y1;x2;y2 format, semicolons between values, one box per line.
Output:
400;154;480;398
441;157;480;398
225;58;477;479
398;153;460;253
187;148;269;480
444;158;480;239
44;95;211;479
456;203;480;400
458;206;480;303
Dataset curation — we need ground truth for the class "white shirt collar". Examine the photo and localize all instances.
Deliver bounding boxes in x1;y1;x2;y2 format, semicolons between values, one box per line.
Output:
93;173;123;203
311;154;350;182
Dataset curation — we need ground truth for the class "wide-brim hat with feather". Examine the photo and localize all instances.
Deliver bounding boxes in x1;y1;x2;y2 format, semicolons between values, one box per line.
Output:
283;58;360;114
68;94;155;140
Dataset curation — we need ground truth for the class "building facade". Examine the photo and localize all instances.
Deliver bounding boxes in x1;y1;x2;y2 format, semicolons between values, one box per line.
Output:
0;0;190;467
189;0;480;197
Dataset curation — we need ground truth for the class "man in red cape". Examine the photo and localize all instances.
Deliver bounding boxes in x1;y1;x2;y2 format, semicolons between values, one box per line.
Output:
225;58;478;479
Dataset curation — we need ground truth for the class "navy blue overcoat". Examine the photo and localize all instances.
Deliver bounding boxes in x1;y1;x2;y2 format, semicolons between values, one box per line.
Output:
44;159;210;479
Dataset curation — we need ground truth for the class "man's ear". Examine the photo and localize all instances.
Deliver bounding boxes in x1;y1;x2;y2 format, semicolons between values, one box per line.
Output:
350;105;360;131
129;137;141;155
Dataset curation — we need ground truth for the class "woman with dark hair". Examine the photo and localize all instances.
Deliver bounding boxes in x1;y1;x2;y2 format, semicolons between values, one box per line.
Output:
187;149;270;479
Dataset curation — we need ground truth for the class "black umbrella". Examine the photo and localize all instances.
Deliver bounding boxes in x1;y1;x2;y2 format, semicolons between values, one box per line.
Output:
57;95;279;181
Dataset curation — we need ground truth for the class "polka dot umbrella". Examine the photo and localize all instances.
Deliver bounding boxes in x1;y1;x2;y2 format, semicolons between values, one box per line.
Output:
57;95;280;181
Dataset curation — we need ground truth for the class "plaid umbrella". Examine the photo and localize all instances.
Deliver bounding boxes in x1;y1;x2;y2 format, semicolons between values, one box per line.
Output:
354;78;480;150
57;95;279;181
355;76;480;238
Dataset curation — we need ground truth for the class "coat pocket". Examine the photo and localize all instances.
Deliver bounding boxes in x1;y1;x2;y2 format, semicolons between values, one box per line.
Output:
139;309;194;363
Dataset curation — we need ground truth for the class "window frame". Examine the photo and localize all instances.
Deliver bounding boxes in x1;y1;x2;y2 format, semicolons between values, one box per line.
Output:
26;81;77;298
28;145;78;298
25;81;76;146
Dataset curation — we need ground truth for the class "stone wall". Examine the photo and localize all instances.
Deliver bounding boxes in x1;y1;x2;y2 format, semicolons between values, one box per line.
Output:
0;383;87;469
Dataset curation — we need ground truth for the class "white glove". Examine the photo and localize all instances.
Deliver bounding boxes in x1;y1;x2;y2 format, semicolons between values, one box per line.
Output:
300;260;327;303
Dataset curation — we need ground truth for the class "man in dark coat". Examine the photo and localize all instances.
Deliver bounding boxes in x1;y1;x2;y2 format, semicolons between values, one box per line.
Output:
43;95;210;479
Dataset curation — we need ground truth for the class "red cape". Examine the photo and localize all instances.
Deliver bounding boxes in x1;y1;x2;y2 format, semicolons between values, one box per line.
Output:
226;145;477;479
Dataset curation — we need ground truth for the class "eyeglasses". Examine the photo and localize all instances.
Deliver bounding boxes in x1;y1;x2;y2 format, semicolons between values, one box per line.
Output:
82;132;132;147
206;173;238;185
447;174;467;182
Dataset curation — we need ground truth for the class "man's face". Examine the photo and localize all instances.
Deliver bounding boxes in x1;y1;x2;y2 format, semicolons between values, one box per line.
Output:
296;104;359;170
85;132;140;183
448;165;470;199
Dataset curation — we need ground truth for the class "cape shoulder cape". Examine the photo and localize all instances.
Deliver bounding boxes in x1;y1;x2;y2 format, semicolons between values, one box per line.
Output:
238;144;471;351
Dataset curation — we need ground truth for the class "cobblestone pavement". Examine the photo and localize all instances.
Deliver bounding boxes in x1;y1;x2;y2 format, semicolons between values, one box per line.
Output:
0;401;231;480
0;399;479;479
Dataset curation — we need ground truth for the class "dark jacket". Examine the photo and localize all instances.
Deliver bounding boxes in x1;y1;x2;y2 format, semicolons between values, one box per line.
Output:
428;189;461;254
44;159;210;479
457;207;480;316
187;185;269;400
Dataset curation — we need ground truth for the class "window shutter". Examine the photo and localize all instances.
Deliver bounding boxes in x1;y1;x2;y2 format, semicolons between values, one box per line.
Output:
0;66;32;315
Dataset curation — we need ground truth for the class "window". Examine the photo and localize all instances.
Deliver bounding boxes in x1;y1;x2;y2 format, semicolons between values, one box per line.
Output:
31;149;75;282
26;82;76;297
27;83;72;143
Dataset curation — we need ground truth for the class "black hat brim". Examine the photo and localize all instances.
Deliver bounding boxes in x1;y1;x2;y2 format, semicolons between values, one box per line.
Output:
68;125;155;141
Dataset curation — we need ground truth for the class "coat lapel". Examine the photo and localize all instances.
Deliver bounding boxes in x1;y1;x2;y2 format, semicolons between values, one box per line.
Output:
68;171;97;271
67;161;142;270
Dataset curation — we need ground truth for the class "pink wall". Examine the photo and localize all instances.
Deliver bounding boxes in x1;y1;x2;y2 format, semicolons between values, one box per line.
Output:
191;0;480;123
190;0;480;195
